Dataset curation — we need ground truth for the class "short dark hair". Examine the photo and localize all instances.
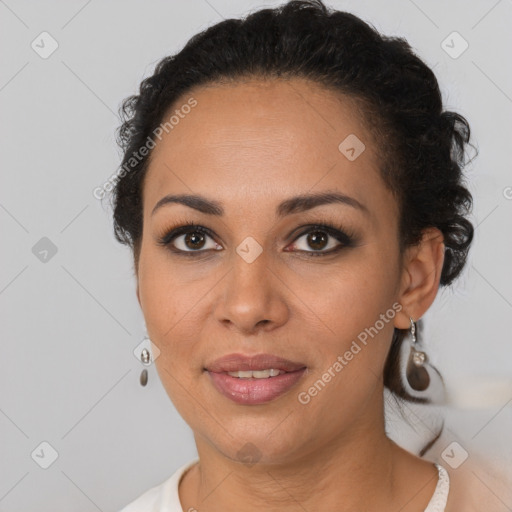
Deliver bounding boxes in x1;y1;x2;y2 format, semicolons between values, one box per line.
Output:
110;0;475;453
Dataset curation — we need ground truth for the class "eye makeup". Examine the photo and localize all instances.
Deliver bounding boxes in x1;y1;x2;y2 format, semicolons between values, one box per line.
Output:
154;214;361;258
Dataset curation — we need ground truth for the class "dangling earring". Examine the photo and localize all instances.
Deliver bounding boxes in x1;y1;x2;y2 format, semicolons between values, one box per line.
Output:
140;348;151;387
406;317;430;391
134;336;160;387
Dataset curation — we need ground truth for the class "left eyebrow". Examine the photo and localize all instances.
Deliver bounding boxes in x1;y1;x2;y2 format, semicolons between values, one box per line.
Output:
275;191;369;217
151;190;369;218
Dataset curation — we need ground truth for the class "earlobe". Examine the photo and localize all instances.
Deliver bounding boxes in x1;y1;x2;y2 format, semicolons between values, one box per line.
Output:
394;228;445;329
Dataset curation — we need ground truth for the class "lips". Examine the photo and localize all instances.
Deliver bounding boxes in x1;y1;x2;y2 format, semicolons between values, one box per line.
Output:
208;368;307;405
204;353;307;373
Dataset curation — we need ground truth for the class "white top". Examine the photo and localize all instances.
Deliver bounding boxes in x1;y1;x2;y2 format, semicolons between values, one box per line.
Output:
118;459;450;512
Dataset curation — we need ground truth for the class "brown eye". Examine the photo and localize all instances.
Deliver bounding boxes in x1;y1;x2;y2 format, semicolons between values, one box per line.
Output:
183;231;207;250
289;225;351;255
158;224;222;255
170;229;219;252
158;221;355;258
305;230;329;251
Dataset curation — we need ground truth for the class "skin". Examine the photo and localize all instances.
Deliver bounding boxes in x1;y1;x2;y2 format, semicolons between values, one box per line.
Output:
135;77;446;511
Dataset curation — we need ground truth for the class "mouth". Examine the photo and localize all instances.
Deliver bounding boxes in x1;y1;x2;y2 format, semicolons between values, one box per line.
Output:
204;353;308;405
204;352;307;374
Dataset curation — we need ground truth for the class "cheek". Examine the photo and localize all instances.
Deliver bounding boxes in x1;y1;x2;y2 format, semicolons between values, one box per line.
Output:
302;251;400;372
137;248;210;374
310;250;399;322
138;260;201;405
137;247;185;356
138;240;191;324
296;269;399;424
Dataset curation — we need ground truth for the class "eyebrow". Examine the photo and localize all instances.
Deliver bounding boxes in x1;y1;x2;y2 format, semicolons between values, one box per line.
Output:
151;190;369;218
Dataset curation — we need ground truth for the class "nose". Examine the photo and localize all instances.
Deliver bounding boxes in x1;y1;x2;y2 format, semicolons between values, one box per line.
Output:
214;249;289;335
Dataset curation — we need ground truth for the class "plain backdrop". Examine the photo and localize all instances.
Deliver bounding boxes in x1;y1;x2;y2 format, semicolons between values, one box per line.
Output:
1;0;511;510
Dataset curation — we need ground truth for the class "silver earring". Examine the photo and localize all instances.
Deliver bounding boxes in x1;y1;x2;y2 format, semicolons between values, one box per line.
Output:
406;317;430;391
140;347;151;387
410;318;428;366
135;336;160;387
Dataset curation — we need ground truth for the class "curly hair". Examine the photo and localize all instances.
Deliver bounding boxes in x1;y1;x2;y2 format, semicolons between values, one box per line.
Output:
110;0;475;455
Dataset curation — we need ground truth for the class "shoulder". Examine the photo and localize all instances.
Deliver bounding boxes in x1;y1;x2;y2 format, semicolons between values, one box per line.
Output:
117;459;200;512
443;455;512;512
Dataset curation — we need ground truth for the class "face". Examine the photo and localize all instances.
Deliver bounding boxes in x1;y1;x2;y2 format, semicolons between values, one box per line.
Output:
136;78;405;464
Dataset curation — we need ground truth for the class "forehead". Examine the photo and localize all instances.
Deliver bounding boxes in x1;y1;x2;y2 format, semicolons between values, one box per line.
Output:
143;78;387;215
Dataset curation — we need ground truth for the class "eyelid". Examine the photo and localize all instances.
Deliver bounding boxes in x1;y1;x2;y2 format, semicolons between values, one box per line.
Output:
156;223;219;251
288;222;355;245
155;216;358;256
286;224;354;255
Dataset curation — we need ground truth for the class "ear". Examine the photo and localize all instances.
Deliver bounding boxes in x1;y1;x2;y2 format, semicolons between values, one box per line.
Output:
394;227;445;329
136;282;141;308
134;252;142;308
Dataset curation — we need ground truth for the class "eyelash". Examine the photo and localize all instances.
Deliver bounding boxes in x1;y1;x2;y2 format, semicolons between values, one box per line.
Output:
156;217;357;258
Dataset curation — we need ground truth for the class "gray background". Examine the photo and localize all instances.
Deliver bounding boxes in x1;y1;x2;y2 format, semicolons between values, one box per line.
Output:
1;0;511;510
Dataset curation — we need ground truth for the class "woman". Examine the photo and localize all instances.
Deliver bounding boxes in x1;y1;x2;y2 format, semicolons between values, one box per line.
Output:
113;1;478;510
